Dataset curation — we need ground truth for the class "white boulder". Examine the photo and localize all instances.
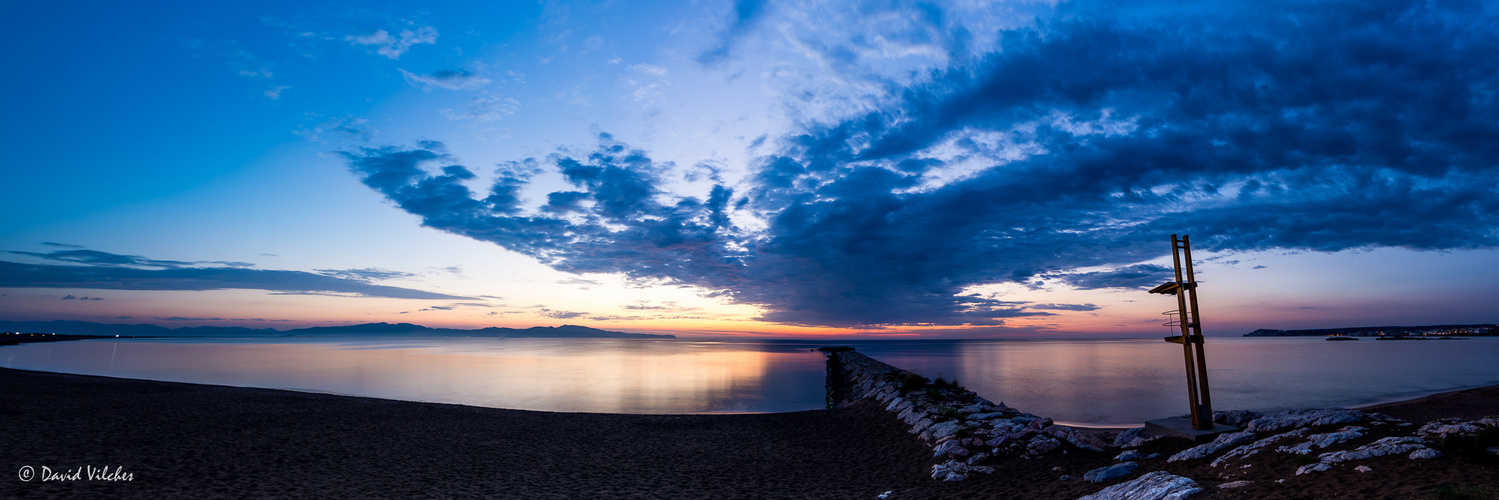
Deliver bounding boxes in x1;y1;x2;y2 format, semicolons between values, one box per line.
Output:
1245;408;1367;433
1027;435;1062;455
1083;461;1138;483
1078;471;1202;500
930;459;994;482
1113;427;1161;449
1277;426;1366;455
1409;448;1442;460
1320;436;1431;464
1168;431;1257;462
1210;428;1308;468
933;439;970;458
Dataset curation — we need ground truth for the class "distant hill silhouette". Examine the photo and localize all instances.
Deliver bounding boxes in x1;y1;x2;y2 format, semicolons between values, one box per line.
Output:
0;320;673;339
1245;324;1496;337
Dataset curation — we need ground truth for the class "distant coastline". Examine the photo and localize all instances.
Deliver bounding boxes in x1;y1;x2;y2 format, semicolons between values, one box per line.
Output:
1244;323;1497;337
0;320;674;339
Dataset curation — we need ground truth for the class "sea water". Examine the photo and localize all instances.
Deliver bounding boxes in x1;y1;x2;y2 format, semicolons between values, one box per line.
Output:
2;336;1496;426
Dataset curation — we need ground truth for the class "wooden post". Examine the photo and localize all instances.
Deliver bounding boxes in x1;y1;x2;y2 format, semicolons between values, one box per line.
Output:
1181;235;1214;429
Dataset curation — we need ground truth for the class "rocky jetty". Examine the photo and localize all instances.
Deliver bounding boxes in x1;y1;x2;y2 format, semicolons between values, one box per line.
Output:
821;348;1499;497
822;349;1107;482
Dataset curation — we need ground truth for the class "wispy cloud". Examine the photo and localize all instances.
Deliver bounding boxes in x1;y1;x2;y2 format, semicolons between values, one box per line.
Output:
1030;303;1101;312
314;268;416;282
539;309;588;319
623;301;676;311
345;26;437;59
264;85;291;100
399;69;490;91
223;43;275;79
295;115;372;143
629;64;668;76
431;266;464;276
440;95;520;122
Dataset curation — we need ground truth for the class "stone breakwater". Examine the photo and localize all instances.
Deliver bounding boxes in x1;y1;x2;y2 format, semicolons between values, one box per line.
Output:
822;348;1107;481
821;347;1499;497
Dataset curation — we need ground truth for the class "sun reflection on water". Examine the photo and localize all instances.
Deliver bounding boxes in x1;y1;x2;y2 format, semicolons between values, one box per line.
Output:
0;338;825;414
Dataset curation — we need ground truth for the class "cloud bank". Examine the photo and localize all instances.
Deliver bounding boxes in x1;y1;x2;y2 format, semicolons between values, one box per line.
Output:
344;0;1499;327
1;250;466;300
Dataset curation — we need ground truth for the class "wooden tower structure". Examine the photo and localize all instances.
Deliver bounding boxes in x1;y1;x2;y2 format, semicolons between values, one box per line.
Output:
1147;234;1215;431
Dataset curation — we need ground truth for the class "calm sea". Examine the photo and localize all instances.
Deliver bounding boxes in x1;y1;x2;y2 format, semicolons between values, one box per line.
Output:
3;336;1496;426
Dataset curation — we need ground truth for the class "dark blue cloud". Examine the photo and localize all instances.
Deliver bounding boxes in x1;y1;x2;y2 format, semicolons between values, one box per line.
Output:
8;249;197;269
7;249;255;269
346;0;1499;328
343;135;747;288
0;261;468;300
1046;265;1174;291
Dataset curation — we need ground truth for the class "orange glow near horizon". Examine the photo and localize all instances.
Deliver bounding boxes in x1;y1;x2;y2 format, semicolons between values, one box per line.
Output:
8;247;1497;338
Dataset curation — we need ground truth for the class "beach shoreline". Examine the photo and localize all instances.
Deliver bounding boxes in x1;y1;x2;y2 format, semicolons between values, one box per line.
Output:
1351;383;1499;410
1039;383;1499;434
0;367;939;499
1355;383;1499;425
4;366;1497;498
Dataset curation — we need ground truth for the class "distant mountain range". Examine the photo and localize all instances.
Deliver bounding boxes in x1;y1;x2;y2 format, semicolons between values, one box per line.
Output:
1245;324;1496;337
0;320;674;339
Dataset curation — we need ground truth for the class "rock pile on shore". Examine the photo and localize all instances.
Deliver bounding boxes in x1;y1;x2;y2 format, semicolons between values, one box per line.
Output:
1156;407;1467;478
823;350;1107;481
1062;407;1497;499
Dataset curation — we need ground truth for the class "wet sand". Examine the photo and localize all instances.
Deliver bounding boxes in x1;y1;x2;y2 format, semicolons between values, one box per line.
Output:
1361;384;1499;424
2;367;1496;499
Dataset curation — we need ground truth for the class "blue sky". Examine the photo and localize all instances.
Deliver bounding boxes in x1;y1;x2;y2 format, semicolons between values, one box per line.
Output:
2;0;1497;337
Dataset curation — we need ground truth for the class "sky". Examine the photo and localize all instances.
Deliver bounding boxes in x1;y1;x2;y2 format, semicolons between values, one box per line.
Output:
2;0;1497;338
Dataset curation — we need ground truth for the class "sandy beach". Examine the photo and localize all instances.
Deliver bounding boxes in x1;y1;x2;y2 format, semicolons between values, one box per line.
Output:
3;367;1497;499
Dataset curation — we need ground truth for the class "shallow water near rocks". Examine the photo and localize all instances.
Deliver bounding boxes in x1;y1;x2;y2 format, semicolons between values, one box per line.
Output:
2;336;1496;425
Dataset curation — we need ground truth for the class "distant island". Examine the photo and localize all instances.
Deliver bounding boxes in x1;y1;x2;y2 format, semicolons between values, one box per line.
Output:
0;320;674;339
1245;324;1497;337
